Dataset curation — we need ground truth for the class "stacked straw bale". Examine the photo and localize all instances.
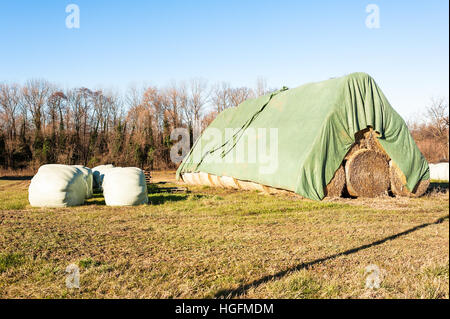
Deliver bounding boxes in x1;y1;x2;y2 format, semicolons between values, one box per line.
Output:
389;161;429;197
344;128;391;198
345;149;390;197
344;128;429;197
181;128;430;199
181;169;342;198
324;164;346;197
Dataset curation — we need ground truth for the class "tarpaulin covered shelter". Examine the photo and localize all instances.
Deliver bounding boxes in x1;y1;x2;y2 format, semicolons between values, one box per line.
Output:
177;73;429;201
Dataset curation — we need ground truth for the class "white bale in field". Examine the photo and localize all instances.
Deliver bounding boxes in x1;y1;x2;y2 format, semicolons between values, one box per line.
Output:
102;167;148;206
429;163;449;181
92;164;114;189
28;164;87;207
72;165;93;198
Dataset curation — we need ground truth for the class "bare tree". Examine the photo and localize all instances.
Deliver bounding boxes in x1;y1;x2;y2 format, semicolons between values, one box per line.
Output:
176;81;189;126
22;79;51;139
211;82;231;113
143;86;165;134
47;91;67;137
0;77;313;169
410;97;449;163
426;97;449;139
164;82;185;128
187;78;209;125
0;83;21;141
0;83;22;166
125;86;144;113
229;86;254;107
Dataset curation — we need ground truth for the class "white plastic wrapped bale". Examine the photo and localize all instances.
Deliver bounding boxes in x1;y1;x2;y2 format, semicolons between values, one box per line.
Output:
28;164;87;207
73;165;93;198
92;164;114;189
429;163;449;181
102;167;149;206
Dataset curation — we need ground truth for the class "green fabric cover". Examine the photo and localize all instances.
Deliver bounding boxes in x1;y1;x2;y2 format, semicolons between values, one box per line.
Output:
176;73;429;201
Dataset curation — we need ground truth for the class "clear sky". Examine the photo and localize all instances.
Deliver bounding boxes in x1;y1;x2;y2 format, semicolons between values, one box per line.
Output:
0;0;448;119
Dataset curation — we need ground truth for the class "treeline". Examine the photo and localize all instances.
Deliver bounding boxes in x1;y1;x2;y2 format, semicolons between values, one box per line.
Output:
1;78;447;171
0;78;274;170
408;98;449;163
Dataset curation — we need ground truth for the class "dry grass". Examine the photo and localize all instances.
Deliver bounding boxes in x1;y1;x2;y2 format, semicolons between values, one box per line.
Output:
0;168;36;178
0;171;448;299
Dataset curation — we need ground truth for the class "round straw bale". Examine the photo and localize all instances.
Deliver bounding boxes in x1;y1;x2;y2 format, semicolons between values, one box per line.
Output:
265;187;291;195
220;176;240;189
264;186;279;194
234;180;266;192
198;172;213;186
344;129;367;160
261;185;272;194
234;178;243;189
237;180;254;190
389;161;430;197
248;182;267;192
191;173;202;185
209;174;224;187
182;173;195;185
344;142;363;160
363;128;389;159
324;164;345;198
345;149;390;197
344;128;389;161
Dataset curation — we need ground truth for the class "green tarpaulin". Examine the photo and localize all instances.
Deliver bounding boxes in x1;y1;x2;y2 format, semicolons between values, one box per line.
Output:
176;73;429;201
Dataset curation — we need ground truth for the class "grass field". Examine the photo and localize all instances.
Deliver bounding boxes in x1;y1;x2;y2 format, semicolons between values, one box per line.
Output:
0;171;448;299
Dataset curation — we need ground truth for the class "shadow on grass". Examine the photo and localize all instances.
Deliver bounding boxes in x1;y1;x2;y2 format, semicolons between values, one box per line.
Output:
85;199;106;205
428;182;449;193
148;194;189;205
214;215;450;298
146;183;191;205
0;176;33;181
147;183;188;194
85;193;106;205
85;185;190;206
83;191;106;205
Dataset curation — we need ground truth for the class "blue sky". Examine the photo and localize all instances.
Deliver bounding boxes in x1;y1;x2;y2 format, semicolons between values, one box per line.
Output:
0;0;448;118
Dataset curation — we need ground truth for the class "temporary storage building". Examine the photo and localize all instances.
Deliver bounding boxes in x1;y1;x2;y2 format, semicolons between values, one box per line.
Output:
92;164;114;189
177;73;430;200
102;167;148;206
73;165;93;198
28;164;87;207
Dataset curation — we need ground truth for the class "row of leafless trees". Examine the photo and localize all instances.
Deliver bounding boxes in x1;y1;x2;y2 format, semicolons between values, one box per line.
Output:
1;78;447;171
0;78;274;170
